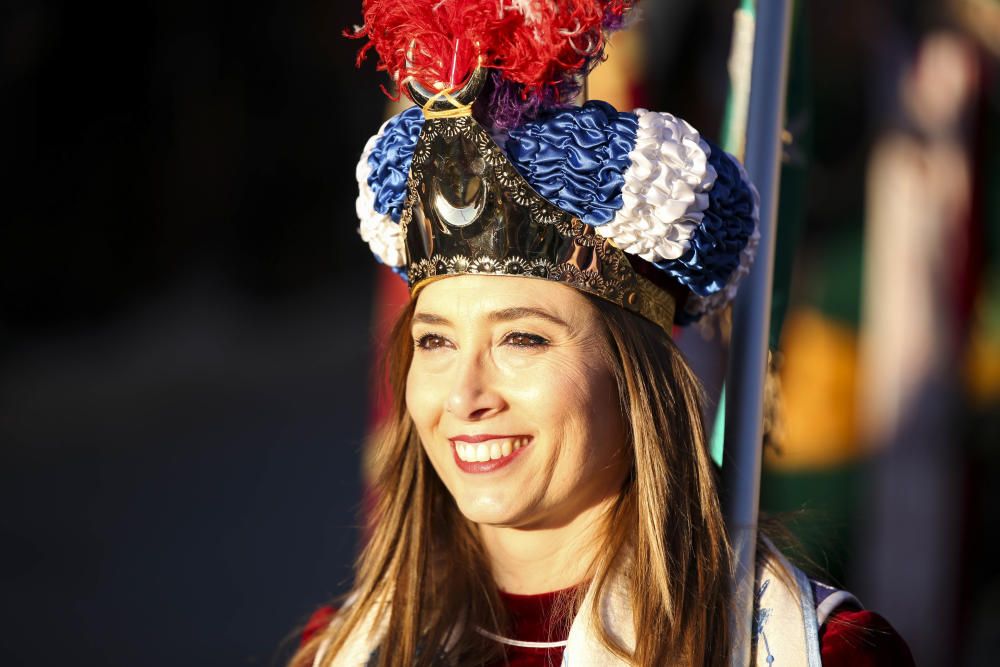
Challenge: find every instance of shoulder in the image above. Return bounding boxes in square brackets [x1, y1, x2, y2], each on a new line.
[819, 607, 915, 666]
[812, 580, 914, 666]
[756, 553, 914, 666]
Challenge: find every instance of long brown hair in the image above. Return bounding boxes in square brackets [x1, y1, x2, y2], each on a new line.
[291, 295, 733, 666]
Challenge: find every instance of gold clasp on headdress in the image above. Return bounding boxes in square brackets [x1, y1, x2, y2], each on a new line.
[404, 55, 486, 119]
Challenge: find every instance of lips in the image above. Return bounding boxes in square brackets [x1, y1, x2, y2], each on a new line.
[449, 435, 532, 473]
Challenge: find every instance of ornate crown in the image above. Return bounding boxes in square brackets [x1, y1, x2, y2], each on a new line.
[352, 1, 759, 330]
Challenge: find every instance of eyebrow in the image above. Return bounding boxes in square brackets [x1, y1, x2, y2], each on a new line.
[412, 312, 451, 326]
[412, 307, 569, 329]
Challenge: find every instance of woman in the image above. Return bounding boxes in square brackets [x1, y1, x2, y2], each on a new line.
[293, 2, 914, 665]
[298, 274, 729, 666]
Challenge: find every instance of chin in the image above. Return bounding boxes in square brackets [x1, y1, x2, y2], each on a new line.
[452, 490, 526, 527]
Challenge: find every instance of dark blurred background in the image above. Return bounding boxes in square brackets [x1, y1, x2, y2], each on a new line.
[2, 1, 999, 666]
[2, 2, 384, 664]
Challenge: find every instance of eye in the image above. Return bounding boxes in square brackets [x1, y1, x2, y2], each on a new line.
[414, 333, 451, 351]
[502, 332, 549, 348]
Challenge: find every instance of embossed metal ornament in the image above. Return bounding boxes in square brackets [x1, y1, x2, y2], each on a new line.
[400, 72, 676, 332]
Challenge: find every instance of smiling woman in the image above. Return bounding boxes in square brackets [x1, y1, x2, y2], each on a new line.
[290, 2, 914, 666]
[409, 278, 636, 600]
[294, 274, 730, 666]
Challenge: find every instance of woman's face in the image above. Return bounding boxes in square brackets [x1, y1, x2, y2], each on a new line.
[406, 275, 629, 530]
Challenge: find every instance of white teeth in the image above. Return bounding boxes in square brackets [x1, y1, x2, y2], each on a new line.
[455, 438, 530, 464]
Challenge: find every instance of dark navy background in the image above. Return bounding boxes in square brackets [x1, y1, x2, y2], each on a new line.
[1, 2, 383, 664]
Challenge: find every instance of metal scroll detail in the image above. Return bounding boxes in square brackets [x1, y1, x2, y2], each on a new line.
[400, 113, 676, 332]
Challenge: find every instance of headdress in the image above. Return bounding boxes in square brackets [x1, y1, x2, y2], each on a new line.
[352, 0, 759, 331]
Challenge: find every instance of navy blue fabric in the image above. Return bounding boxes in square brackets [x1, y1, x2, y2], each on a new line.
[654, 142, 756, 302]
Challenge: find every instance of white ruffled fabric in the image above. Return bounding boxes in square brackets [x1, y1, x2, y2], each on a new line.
[595, 109, 717, 263]
[684, 158, 761, 320]
[355, 120, 407, 269]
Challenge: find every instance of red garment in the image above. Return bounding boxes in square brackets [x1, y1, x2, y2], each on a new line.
[486, 588, 571, 667]
[302, 591, 915, 666]
[820, 608, 915, 666]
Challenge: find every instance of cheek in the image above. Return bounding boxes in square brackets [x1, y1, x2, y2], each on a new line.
[546, 352, 616, 411]
[529, 357, 623, 450]
[405, 370, 454, 485]
[405, 365, 439, 437]
[575, 369, 624, 463]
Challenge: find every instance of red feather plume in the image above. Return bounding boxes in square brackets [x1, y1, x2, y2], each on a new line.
[351, 0, 637, 99]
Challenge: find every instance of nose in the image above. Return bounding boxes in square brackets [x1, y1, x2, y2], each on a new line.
[446, 350, 506, 421]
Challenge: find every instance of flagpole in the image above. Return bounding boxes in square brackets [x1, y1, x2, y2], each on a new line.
[721, 0, 794, 664]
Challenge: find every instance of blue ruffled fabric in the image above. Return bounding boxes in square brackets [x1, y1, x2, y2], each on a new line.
[654, 143, 756, 299]
[367, 106, 424, 223]
[505, 101, 638, 226]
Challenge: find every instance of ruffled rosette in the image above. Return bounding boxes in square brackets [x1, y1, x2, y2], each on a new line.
[355, 106, 424, 268]
[505, 101, 638, 226]
[654, 144, 760, 322]
[677, 152, 761, 322]
[597, 109, 716, 263]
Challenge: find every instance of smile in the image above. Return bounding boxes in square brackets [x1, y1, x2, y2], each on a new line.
[449, 435, 532, 473]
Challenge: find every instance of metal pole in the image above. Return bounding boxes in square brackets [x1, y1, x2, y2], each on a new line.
[721, 1, 793, 665]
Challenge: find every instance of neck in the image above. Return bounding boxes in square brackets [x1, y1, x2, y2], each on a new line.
[477, 499, 615, 595]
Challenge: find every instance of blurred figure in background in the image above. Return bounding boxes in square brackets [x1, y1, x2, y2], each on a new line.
[860, 28, 980, 665]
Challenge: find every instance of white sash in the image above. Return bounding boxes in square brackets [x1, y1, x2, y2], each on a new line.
[751, 552, 824, 667]
[314, 555, 825, 666]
